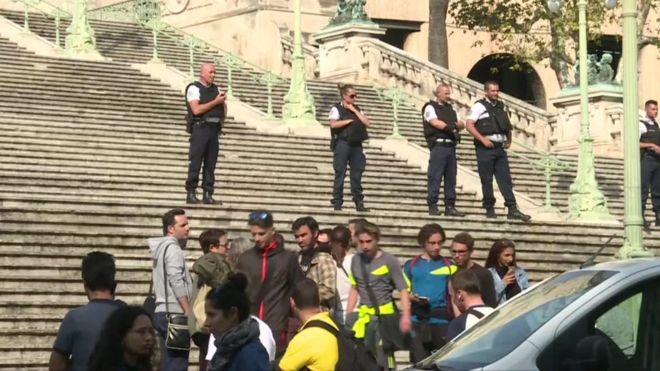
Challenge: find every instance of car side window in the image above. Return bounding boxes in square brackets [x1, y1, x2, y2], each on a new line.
[537, 278, 659, 371]
[595, 292, 642, 357]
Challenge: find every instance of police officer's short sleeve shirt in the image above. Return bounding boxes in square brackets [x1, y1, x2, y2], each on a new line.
[328, 106, 340, 121]
[424, 105, 437, 121]
[467, 102, 488, 122]
[186, 85, 200, 103]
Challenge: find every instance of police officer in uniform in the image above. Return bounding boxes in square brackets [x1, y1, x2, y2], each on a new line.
[640, 99, 660, 226]
[423, 83, 466, 217]
[466, 81, 530, 221]
[184, 63, 227, 204]
[329, 84, 371, 212]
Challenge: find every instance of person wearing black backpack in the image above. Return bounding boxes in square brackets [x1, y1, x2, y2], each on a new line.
[465, 80, 530, 222]
[279, 279, 378, 371]
[328, 84, 371, 212]
[446, 269, 494, 341]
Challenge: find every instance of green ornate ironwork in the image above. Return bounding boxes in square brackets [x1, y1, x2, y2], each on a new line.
[377, 87, 414, 140]
[257, 71, 285, 119]
[508, 142, 570, 212]
[50, 7, 67, 49]
[134, 0, 165, 63]
[216, 54, 243, 98]
[65, 0, 97, 53]
[183, 35, 203, 81]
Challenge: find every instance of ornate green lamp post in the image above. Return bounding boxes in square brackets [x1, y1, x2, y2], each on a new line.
[618, 0, 652, 258]
[282, 0, 318, 127]
[548, 0, 613, 222]
[65, 0, 97, 54]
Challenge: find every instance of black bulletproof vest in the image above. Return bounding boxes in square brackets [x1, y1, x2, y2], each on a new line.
[185, 81, 224, 121]
[422, 101, 458, 147]
[331, 103, 368, 144]
[475, 99, 513, 135]
[640, 119, 660, 145]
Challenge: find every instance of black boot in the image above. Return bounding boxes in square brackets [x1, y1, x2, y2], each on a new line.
[355, 202, 369, 212]
[445, 207, 466, 217]
[186, 190, 200, 204]
[486, 208, 497, 219]
[203, 191, 219, 205]
[508, 208, 531, 222]
[428, 205, 440, 216]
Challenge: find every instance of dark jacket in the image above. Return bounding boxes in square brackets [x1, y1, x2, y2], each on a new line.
[192, 252, 231, 289]
[235, 235, 303, 338]
[224, 340, 271, 371]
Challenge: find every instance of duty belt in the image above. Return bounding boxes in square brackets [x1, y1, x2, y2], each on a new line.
[194, 117, 222, 125]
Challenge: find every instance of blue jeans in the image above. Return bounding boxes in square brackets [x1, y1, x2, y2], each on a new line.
[154, 312, 190, 371]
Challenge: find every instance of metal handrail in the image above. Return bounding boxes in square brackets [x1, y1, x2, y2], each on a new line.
[13, 0, 70, 48]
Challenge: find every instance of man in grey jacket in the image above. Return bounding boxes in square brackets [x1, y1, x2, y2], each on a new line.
[149, 208, 193, 371]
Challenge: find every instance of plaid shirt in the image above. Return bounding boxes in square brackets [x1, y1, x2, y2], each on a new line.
[301, 251, 337, 307]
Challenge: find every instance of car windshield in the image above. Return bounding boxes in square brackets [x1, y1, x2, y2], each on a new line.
[418, 269, 617, 370]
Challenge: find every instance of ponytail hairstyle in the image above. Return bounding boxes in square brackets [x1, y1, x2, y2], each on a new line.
[205, 272, 251, 322]
[338, 83, 356, 99]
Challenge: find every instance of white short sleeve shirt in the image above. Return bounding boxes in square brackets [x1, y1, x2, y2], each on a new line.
[186, 85, 201, 103]
[328, 106, 340, 121]
[467, 101, 506, 142]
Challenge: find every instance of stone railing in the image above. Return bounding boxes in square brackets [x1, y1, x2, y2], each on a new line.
[357, 38, 554, 150]
[280, 35, 319, 79]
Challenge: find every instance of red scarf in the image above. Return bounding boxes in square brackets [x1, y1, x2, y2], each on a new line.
[258, 239, 278, 319]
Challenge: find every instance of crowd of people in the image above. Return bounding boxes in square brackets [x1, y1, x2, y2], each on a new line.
[48, 208, 531, 371]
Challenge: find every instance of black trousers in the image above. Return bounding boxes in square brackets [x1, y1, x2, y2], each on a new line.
[475, 144, 517, 209]
[641, 152, 660, 215]
[427, 144, 457, 207]
[332, 140, 366, 206]
[409, 322, 448, 363]
[185, 123, 219, 194]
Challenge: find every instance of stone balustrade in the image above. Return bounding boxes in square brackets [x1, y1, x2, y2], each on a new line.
[280, 35, 319, 78]
[357, 38, 554, 150]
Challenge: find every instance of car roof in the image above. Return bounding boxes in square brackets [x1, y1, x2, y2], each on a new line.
[581, 257, 660, 273]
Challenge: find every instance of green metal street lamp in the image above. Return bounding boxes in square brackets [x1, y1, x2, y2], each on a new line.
[282, 0, 318, 127]
[618, 0, 652, 258]
[548, 0, 613, 222]
[65, 0, 97, 54]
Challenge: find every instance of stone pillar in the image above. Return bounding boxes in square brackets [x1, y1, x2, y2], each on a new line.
[550, 85, 624, 157]
[312, 23, 385, 83]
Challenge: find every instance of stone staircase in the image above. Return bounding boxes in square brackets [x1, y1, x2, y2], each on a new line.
[0, 12, 659, 370]
[1, 9, 640, 221]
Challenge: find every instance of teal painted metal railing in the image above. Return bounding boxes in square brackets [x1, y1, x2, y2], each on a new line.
[13, 0, 71, 49]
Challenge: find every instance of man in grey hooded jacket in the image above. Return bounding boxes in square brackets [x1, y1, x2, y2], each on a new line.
[149, 208, 193, 371]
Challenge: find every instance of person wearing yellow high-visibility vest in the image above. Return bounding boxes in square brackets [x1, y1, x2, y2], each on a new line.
[403, 223, 457, 363]
[346, 221, 411, 371]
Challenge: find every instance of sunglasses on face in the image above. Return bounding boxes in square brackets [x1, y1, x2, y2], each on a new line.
[248, 211, 271, 222]
[348, 94, 357, 99]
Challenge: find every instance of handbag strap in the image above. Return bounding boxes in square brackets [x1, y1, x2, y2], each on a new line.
[358, 255, 381, 318]
[161, 244, 172, 317]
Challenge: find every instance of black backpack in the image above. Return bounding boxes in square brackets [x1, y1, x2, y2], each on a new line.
[303, 319, 380, 371]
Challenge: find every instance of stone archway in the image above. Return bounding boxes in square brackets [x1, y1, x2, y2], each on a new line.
[468, 54, 547, 109]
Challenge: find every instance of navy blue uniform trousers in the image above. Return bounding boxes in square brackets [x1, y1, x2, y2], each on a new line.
[427, 144, 457, 207]
[185, 123, 219, 194]
[475, 143, 517, 209]
[332, 140, 365, 206]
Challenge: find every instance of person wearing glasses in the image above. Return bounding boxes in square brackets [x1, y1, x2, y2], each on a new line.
[329, 84, 371, 212]
[235, 210, 303, 354]
[449, 232, 497, 308]
[189, 228, 231, 371]
[403, 223, 457, 363]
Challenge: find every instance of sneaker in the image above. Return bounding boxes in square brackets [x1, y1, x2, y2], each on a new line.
[445, 207, 466, 217]
[486, 208, 497, 218]
[508, 208, 532, 222]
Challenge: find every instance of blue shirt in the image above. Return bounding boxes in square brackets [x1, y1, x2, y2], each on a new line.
[52, 299, 125, 371]
[403, 256, 457, 324]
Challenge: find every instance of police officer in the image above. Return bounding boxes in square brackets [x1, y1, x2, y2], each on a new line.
[329, 84, 370, 212]
[640, 99, 660, 226]
[466, 81, 530, 221]
[423, 84, 466, 217]
[184, 63, 226, 204]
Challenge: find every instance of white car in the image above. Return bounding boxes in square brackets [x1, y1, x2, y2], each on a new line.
[409, 258, 660, 371]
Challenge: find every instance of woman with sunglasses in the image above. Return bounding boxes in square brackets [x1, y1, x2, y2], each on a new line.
[484, 239, 530, 306]
[328, 84, 371, 212]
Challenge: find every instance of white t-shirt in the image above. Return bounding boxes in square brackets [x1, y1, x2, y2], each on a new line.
[205, 316, 276, 362]
[467, 101, 506, 142]
[336, 253, 355, 313]
[186, 83, 224, 103]
[423, 103, 461, 123]
[465, 306, 495, 330]
[329, 106, 340, 121]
